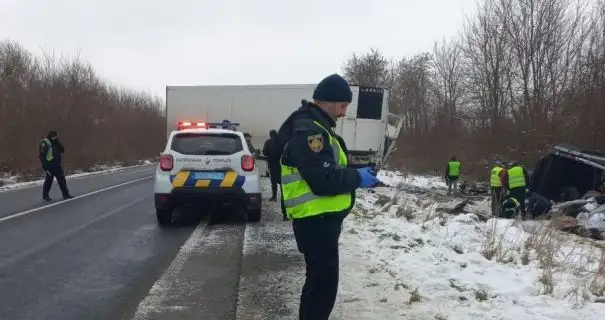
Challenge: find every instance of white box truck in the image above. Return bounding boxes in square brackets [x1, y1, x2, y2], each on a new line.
[165, 84, 402, 167]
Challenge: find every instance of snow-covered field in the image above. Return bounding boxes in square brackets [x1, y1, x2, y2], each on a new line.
[0, 159, 155, 192]
[334, 171, 605, 320]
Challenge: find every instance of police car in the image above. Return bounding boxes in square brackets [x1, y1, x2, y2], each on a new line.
[154, 120, 262, 225]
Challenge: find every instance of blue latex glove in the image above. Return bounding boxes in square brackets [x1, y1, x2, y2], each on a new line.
[357, 167, 380, 188]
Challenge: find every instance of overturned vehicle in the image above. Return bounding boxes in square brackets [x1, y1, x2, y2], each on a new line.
[530, 144, 605, 239]
[530, 144, 605, 202]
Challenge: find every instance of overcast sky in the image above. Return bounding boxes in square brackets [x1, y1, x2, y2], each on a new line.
[2, 0, 477, 98]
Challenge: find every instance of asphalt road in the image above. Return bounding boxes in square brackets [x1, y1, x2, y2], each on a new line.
[0, 165, 155, 218]
[0, 164, 304, 320]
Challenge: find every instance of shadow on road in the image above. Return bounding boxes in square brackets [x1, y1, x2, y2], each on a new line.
[171, 204, 249, 227]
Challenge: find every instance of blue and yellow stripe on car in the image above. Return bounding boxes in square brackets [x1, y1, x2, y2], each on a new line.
[170, 171, 246, 188]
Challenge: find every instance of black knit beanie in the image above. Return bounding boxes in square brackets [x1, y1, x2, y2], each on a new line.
[312, 74, 353, 103]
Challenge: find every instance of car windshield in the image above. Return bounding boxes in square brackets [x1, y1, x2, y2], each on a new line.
[171, 133, 243, 155]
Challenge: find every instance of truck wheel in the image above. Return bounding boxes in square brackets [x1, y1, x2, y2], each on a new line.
[246, 209, 261, 222]
[156, 209, 173, 226]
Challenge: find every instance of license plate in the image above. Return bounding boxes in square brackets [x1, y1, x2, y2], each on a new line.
[193, 172, 224, 180]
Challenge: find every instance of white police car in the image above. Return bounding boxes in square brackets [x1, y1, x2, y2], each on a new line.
[154, 120, 262, 226]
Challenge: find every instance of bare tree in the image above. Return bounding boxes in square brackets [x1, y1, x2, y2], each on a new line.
[0, 39, 164, 175]
[431, 38, 466, 126]
[460, 0, 513, 134]
[389, 53, 434, 135]
[342, 48, 392, 87]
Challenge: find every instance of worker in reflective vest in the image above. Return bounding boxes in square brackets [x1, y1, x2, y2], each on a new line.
[500, 195, 520, 219]
[39, 131, 73, 201]
[490, 162, 505, 216]
[445, 156, 461, 195]
[501, 161, 530, 218]
[278, 74, 381, 320]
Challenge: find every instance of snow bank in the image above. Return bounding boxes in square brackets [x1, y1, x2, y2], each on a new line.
[333, 170, 605, 320]
[378, 170, 447, 189]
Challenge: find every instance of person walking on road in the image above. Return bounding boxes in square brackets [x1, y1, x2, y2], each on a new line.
[40, 130, 73, 201]
[501, 161, 530, 218]
[490, 161, 505, 216]
[262, 129, 281, 202]
[445, 156, 461, 195]
[278, 73, 381, 320]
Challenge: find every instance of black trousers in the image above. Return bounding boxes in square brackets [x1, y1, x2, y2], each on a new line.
[292, 215, 343, 320]
[42, 166, 70, 198]
[268, 164, 280, 199]
[509, 187, 526, 215]
[491, 187, 502, 216]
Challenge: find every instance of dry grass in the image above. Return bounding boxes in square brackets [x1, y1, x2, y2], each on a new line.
[479, 218, 525, 263]
[480, 217, 605, 304]
[526, 225, 561, 295]
[407, 287, 423, 305]
[589, 251, 605, 296]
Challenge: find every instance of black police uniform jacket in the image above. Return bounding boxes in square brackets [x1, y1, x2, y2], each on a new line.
[277, 101, 360, 219]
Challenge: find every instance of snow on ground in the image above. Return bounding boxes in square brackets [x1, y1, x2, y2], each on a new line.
[333, 170, 605, 320]
[0, 159, 155, 192]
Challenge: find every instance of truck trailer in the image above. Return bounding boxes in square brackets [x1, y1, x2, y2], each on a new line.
[165, 84, 402, 167]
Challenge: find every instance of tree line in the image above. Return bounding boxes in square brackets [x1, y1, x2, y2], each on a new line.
[343, 0, 605, 179]
[0, 40, 165, 179]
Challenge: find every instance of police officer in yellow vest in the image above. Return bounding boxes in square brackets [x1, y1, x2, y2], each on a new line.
[490, 161, 505, 216]
[445, 156, 461, 195]
[39, 131, 73, 201]
[500, 194, 521, 218]
[278, 74, 381, 320]
[502, 161, 530, 217]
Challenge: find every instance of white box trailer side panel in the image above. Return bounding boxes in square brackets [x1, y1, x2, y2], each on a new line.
[334, 86, 388, 155]
[166, 85, 316, 147]
[165, 85, 389, 161]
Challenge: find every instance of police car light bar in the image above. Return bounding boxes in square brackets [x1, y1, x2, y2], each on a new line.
[206, 122, 241, 130]
[176, 120, 207, 130]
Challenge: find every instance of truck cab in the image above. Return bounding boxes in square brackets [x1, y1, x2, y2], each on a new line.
[333, 86, 402, 167]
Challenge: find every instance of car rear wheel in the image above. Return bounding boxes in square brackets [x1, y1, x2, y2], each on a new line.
[246, 208, 261, 222]
[156, 209, 173, 226]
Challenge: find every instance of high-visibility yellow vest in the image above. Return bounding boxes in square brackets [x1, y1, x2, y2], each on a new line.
[280, 121, 352, 219]
[490, 166, 504, 187]
[42, 138, 53, 161]
[502, 197, 520, 215]
[509, 197, 520, 207]
[448, 161, 461, 177]
[507, 166, 526, 188]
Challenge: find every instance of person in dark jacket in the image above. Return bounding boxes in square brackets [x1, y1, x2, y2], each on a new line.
[39, 131, 73, 201]
[262, 129, 281, 202]
[278, 73, 381, 320]
[527, 191, 553, 219]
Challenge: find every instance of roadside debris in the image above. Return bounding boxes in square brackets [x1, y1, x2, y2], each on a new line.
[337, 169, 605, 319]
